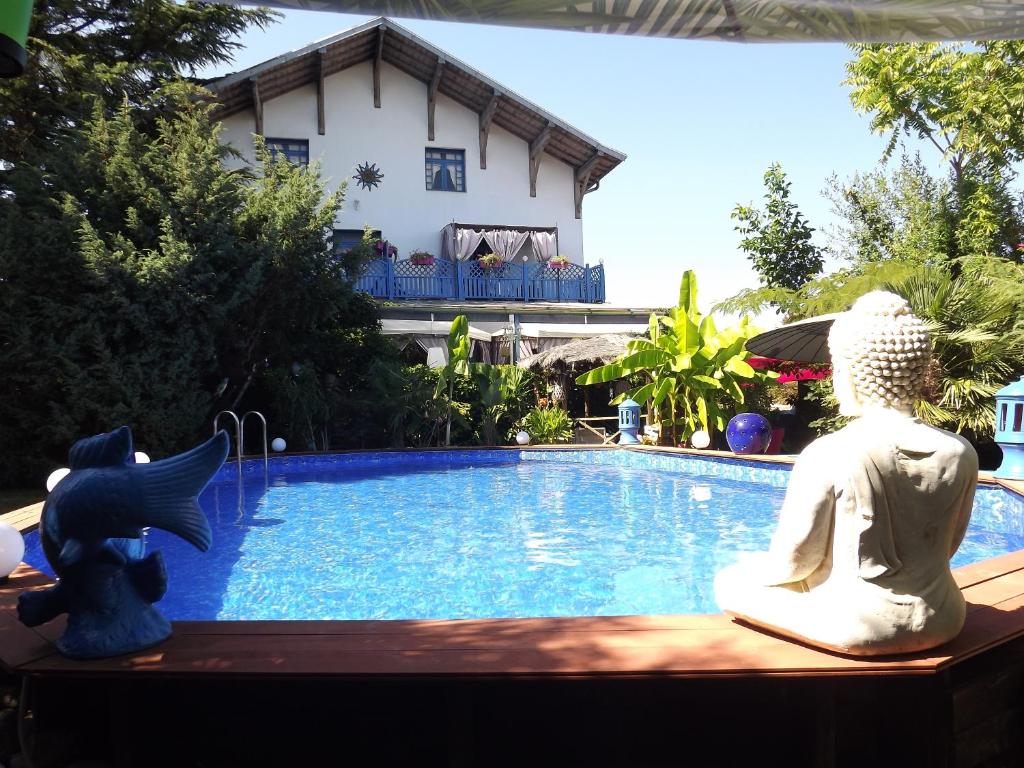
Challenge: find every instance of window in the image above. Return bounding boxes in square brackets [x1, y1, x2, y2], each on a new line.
[266, 138, 309, 166]
[332, 228, 381, 260]
[425, 148, 465, 192]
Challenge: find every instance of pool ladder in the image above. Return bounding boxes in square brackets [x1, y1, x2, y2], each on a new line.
[213, 410, 268, 472]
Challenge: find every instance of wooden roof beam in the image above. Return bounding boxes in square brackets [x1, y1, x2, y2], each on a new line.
[373, 26, 384, 108]
[528, 122, 552, 198]
[427, 58, 444, 141]
[478, 91, 499, 170]
[316, 48, 326, 135]
[574, 151, 602, 219]
[250, 76, 263, 136]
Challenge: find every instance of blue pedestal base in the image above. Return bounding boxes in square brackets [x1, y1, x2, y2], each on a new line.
[995, 443, 1024, 480]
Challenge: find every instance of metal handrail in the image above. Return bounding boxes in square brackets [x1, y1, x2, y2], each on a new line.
[213, 410, 242, 465]
[241, 411, 269, 472]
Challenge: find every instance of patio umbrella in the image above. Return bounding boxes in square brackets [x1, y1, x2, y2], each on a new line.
[241, 2, 1024, 44]
[745, 313, 841, 365]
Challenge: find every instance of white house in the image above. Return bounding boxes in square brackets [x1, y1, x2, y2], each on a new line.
[210, 17, 623, 264]
[208, 18, 650, 364]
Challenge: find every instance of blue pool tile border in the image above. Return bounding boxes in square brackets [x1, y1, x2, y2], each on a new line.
[215, 447, 794, 489]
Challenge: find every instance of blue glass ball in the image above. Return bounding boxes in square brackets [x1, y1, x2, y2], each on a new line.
[726, 413, 772, 455]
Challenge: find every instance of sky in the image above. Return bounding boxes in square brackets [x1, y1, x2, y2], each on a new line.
[198, 11, 927, 318]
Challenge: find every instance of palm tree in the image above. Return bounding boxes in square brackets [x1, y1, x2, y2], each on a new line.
[718, 260, 1024, 437]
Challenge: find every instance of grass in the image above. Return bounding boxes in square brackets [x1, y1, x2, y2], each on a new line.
[0, 488, 44, 516]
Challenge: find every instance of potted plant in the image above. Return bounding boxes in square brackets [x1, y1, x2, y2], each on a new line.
[549, 254, 571, 270]
[478, 252, 503, 272]
[409, 250, 435, 266]
[375, 240, 398, 258]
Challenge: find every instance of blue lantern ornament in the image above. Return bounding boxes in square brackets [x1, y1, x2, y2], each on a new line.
[995, 376, 1024, 480]
[618, 398, 642, 445]
[726, 413, 772, 455]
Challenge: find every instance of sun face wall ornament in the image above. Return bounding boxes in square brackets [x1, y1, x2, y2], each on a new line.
[353, 162, 384, 190]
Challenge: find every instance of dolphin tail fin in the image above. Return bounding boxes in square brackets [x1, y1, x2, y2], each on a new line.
[128, 551, 167, 604]
[138, 431, 229, 551]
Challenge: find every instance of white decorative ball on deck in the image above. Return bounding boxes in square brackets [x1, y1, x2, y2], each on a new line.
[271, 437, 287, 452]
[0, 522, 25, 579]
[45, 467, 70, 492]
[690, 430, 711, 449]
[133, 451, 150, 464]
[515, 431, 530, 446]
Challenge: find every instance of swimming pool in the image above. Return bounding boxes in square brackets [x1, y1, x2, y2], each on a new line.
[20, 449, 1024, 621]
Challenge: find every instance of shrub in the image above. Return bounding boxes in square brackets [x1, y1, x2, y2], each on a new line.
[515, 407, 574, 444]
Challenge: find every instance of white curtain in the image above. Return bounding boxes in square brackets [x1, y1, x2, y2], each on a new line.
[470, 339, 493, 364]
[416, 337, 449, 368]
[452, 227, 485, 261]
[483, 229, 529, 261]
[529, 231, 557, 262]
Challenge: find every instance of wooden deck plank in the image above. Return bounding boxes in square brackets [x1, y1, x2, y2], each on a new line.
[5, 557, 1024, 679]
[0, 501, 43, 533]
[955, 550, 1024, 589]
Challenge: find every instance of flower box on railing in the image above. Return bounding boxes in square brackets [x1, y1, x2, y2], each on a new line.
[409, 251, 435, 266]
[478, 253, 504, 272]
[548, 255, 571, 270]
[375, 240, 398, 258]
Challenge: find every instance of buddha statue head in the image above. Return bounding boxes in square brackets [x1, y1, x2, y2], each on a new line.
[828, 291, 931, 418]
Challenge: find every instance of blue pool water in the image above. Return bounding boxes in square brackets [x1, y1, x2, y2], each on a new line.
[20, 450, 1024, 620]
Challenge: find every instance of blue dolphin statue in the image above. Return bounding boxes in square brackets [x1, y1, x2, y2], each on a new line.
[18, 426, 229, 659]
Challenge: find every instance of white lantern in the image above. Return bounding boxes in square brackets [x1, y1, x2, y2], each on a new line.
[271, 437, 287, 452]
[515, 431, 530, 446]
[46, 467, 71, 492]
[0, 522, 24, 579]
[690, 430, 711, 450]
[134, 451, 151, 464]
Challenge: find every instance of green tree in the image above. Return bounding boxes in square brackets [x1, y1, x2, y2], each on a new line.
[845, 41, 1024, 186]
[0, 0, 272, 180]
[0, 88, 384, 484]
[732, 163, 824, 291]
[825, 155, 956, 269]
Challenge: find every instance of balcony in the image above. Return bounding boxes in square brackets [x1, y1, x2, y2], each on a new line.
[353, 258, 606, 303]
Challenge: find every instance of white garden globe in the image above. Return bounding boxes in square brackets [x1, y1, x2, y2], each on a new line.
[515, 431, 530, 446]
[690, 430, 711, 450]
[134, 451, 150, 464]
[46, 467, 71, 492]
[0, 522, 25, 579]
[271, 437, 287, 452]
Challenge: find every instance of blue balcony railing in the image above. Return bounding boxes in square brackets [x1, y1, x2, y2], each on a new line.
[353, 258, 606, 303]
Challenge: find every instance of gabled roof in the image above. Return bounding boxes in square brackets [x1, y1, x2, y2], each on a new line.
[206, 17, 625, 187]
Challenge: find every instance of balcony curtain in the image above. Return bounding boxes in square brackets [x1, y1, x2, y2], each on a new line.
[529, 231, 557, 263]
[483, 229, 529, 262]
[416, 337, 449, 368]
[470, 339, 492, 364]
[442, 224, 486, 261]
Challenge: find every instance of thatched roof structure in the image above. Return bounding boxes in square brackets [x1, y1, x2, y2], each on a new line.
[518, 334, 636, 375]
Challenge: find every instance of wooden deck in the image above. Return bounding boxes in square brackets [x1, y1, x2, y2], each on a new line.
[2, 548, 1024, 681]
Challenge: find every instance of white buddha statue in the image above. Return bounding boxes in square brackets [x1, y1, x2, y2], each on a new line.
[714, 291, 979, 655]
